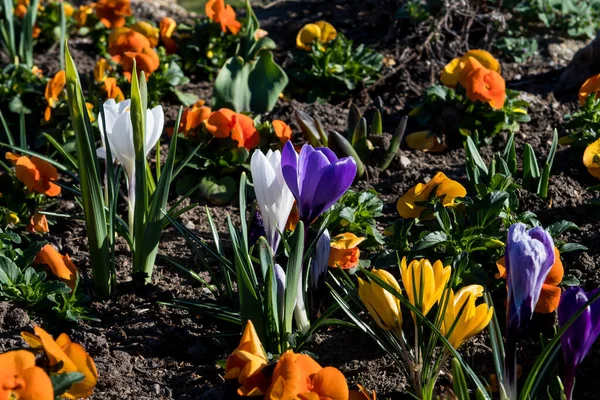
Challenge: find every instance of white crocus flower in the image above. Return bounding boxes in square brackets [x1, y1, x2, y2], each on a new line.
[250, 149, 295, 254]
[97, 99, 164, 230]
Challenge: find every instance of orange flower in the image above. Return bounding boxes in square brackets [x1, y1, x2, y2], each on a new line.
[159, 17, 177, 54]
[103, 77, 125, 102]
[74, 4, 94, 28]
[272, 120, 292, 144]
[579, 74, 600, 106]
[34, 244, 78, 290]
[265, 351, 349, 400]
[130, 21, 159, 48]
[285, 201, 300, 231]
[458, 57, 506, 109]
[32, 25, 41, 39]
[95, 0, 132, 28]
[205, 109, 260, 149]
[21, 327, 98, 399]
[224, 320, 270, 396]
[14, 0, 29, 18]
[31, 65, 43, 77]
[29, 213, 49, 233]
[583, 138, 600, 178]
[94, 58, 111, 82]
[0, 350, 54, 400]
[119, 47, 160, 81]
[44, 70, 66, 122]
[496, 246, 564, 313]
[397, 172, 466, 219]
[441, 49, 500, 87]
[179, 100, 211, 136]
[8, 153, 61, 197]
[328, 232, 366, 269]
[350, 385, 376, 400]
[205, 0, 242, 35]
[108, 27, 151, 57]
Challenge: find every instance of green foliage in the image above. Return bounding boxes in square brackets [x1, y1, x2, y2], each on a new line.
[0, 0, 40, 66]
[147, 51, 195, 106]
[495, 35, 538, 63]
[411, 84, 530, 145]
[320, 189, 385, 249]
[288, 33, 383, 102]
[562, 93, 600, 146]
[213, 1, 287, 113]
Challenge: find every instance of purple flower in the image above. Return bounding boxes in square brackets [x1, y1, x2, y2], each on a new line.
[281, 141, 357, 226]
[505, 223, 555, 330]
[310, 229, 331, 291]
[558, 287, 600, 399]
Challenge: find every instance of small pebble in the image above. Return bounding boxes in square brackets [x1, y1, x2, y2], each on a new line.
[399, 155, 411, 168]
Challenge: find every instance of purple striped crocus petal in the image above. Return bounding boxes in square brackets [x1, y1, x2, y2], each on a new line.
[281, 141, 301, 200]
[298, 149, 335, 221]
[506, 223, 555, 330]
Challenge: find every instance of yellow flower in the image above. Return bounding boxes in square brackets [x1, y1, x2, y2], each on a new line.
[441, 285, 493, 349]
[396, 172, 466, 219]
[6, 212, 20, 225]
[583, 138, 600, 179]
[63, 2, 74, 17]
[74, 4, 93, 28]
[357, 269, 402, 332]
[328, 232, 366, 269]
[404, 130, 447, 152]
[399, 257, 451, 320]
[130, 21, 160, 48]
[94, 58, 110, 82]
[296, 21, 337, 50]
[440, 49, 501, 87]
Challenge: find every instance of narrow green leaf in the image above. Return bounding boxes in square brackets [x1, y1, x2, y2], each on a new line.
[380, 116, 407, 170]
[283, 221, 304, 344]
[371, 109, 383, 135]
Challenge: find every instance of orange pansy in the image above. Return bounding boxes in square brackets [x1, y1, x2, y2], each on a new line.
[458, 57, 506, 109]
[349, 384, 377, 400]
[0, 350, 53, 400]
[440, 49, 500, 87]
[397, 172, 466, 219]
[272, 120, 292, 144]
[119, 48, 161, 81]
[496, 246, 564, 313]
[34, 244, 78, 290]
[95, 0, 132, 28]
[579, 74, 600, 106]
[103, 77, 125, 102]
[179, 100, 211, 137]
[44, 70, 66, 122]
[159, 17, 178, 54]
[74, 4, 94, 28]
[205, 109, 260, 149]
[205, 0, 242, 35]
[94, 58, 111, 82]
[108, 27, 151, 57]
[12, 155, 61, 197]
[21, 327, 98, 399]
[29, 213, 49, 233]
[328, 232, 366, 270]
[130, 21, 159, 48]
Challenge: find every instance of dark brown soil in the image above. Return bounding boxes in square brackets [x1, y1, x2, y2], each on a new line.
[3, 0, 600, 399]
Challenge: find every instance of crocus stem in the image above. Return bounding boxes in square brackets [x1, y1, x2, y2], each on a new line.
[504, 326, 518, 400]
[564, 365, 576, 400]
[294, 275, 310, 333]
[396, 328, 422, 396]
[127, 171, 135, 239]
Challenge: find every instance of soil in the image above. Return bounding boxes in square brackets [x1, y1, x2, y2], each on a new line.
[2, 0, 600, 399]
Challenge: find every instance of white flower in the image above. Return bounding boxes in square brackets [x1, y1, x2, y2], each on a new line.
[250, 149, 295, 253]
[97, 98, 164, 228]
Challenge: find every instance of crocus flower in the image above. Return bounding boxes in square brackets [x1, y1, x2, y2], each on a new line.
[205, 0, 242, 35]
[34, 244, 78, 290]
[250, 149, 295, 253]
[558, 287, 600, 400]
[44, 70, 66, 122]
[310, 229, 331, 291]
[28, 213, 49, 233]
[130, 21, 159, 48]
[6, 152, 61, 197]
[224, 320, 270, 396]
[95, 0, 132, 28]
[178, 100, 211, 137]
[205, 109, 259, 149]
[400, 257, 452, 320]
[357, 269, 403, 332]
[441, 285, 493, 349]
[579, 73, 600, 105]
[265, 351, 349, 400]
[440, 49, 500, 87]
[328, 232, 365, 269]
[0, 350, 53, 400]
[97, 99, 164, 226]
[496, 246, 564, 314]
[159, 17, 177, 54]
[583, 138, 600, 179]
[281, 141, 357, 226]
[21, 326, 98, 399]
[103, 77, 125, 102]
[396, 172, 466, 219]
[458, 57, 506, 109]
[94, 58, 111, 82]
[505, 223, 555, 330]
[296, 21, 337, 50]
[272, 119, 292, 144]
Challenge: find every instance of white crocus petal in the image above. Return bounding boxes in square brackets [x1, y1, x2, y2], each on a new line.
[145, 106, 164, 156]
[250, 149, 294, 254]
[108, 111, 135, 176]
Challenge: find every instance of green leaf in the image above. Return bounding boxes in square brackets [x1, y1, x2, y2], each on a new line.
[172, 89, 199, 106]
[522, 143, 540, 191]
[295, 109, 323, 147]
[452, 358, 470, 400]
[547, 221, 579, 236]
[50, 372, 85, 396]
[283, 221, 304, 344]
[328, 131, 365, 177]
[380, 116, 407, 170]
[371, 109, 383, 135]
[559, 243, 588, 253]
[414, 231, 449, 250]
[347, 104, 362, 137]
[247, 52, 288, 113]
[199, 176, 237, 205]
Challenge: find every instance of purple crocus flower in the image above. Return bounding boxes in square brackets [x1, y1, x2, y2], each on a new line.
[281, 141, 357, 226]
[505, 223, 555, 330]
[558, 287, 600, 399]
[310, 229, 331, 291]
